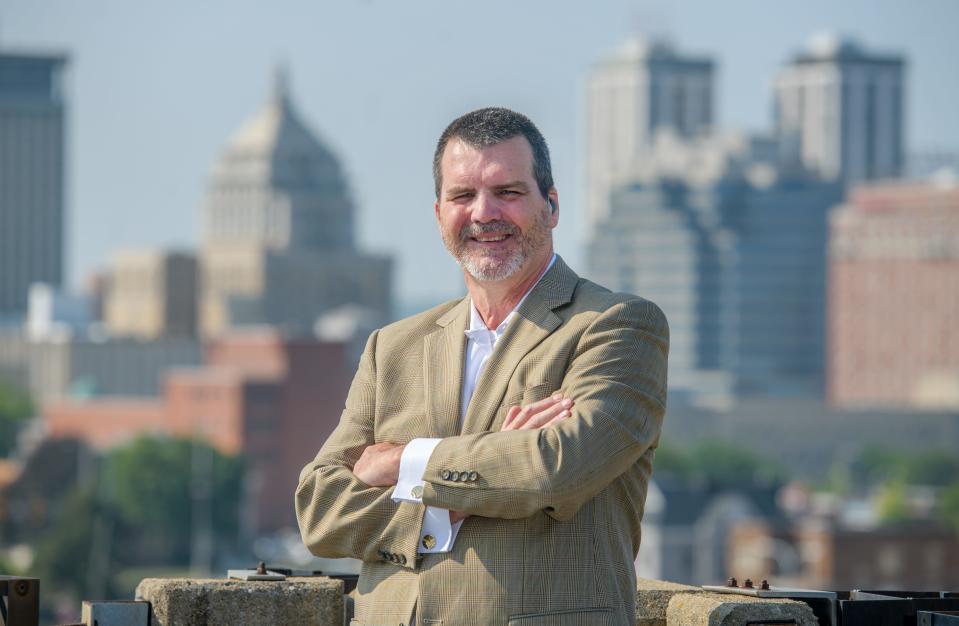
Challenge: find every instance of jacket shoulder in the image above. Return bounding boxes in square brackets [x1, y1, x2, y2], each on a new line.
[570, 277, 668, 327]
[376, 297, 463, 342]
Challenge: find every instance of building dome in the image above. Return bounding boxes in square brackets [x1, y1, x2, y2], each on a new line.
[203, 67, 354, 252]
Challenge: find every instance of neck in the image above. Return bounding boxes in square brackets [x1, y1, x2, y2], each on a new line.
[465, 250, 553, 330]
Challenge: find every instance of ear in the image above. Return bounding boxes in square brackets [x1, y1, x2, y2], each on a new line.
[547, 190, 559, 228]
[434, 199, 441, 223]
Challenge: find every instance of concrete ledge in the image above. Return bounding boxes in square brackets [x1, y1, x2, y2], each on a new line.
[666, 592, 818, 626]
[135, 577, 343, 626]
[635, 578, 705, 626]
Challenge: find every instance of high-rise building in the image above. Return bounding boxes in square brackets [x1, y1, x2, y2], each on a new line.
[774, 34, 904, 186]
[586, 37, 714, 227]
[200, 69, 391, 336]
[586, 132, 842, 400]
[829, 176, 959, 409]
[0, 52, 67, 322]
[104, 249, 198, 339]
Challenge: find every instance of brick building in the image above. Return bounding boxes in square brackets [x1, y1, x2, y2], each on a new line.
[44, 329, 352, 532]
[729, 518, 959, 591]
[828, 177, 959, 409]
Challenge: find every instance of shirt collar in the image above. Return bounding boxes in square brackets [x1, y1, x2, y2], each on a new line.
[466, 253, 557, 336]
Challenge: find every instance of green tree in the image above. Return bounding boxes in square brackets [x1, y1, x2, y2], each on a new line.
[938, 481, 959, 531]
[900, 451, 959, 487]
[0, 379, 33, 456]
[687, 440, 786, 487]
[28, 436, 244, 604]
[31, 484, 99, 599]
[106, 436, 244, 564]
[652, 440, 787, 487]
[876, 480, 911, 524]
[651, 444, 692, 479]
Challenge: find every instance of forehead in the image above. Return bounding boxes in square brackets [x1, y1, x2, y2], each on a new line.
[440, 136, 535, 188]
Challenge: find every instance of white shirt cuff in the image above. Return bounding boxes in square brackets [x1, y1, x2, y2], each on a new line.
[392, 437, 442, 503]
[419, 506, 465, 554]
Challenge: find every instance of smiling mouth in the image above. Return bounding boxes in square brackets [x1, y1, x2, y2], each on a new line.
[470, 234, 512, 243]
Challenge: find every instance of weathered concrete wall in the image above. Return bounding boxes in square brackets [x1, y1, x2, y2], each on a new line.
[635, 578, 704, 626]
[666, 592, 818, 626]
[135, 577, 343, 626]
[135, 576, 821, 626]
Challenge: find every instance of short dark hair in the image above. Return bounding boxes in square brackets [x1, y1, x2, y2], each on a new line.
[433, 107, 553, 199]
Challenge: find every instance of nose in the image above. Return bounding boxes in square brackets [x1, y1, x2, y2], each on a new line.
[470, 190, 502, 223]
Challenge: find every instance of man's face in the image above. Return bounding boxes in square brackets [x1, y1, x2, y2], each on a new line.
[434, 136, 558, 283]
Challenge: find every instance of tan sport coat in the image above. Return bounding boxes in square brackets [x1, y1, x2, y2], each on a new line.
[296, 257, 669, 625]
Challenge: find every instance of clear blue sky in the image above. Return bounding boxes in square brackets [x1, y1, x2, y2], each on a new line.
[5, 0, 958, 311]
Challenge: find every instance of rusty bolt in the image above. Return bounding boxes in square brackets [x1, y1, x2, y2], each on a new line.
[760, 579, 770, 590]
[15, 581, 28, 596]
[256, 561, 266, 575]
[743, 578, 754, 589]
[726, 577, 738, 587]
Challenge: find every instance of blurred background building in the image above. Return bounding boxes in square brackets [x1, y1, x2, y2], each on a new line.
[586, 37, 714, 229]
[0, 52, 67, 324]
[774, 34, 905, 186]
[829, 176, 959, 409]
[200, 70, 392, 337]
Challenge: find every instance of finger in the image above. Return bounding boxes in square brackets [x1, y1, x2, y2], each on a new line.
[517, 398, 573, 430]
[522, 392, 567, 416]
[519, 406, 571, 430]
[508, 394, 568, 430]
[540, 410, 573, 429]
[501, 405, 523, 430]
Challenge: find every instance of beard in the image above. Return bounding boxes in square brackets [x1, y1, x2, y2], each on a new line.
[442, 210, 552, 282]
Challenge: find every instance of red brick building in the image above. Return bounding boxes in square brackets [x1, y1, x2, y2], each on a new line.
[828, 178, 959, 409]
[729, 519, 959, 591]
[44, 329, 352, 531]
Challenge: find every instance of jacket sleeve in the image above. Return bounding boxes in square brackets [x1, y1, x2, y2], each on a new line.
[295, 330, 424, 569]
[420, 298, 668, 521]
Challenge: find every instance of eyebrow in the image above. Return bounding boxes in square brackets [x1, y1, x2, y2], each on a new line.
[492, 181, 530, 192]
[445, 181, 530, 195]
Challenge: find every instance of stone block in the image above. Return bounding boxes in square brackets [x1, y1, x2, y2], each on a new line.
[666, 592, 818, 626]
[635, 578, 705, 626]
[81, 600, 150, 626]
[135, 576, 343, 626]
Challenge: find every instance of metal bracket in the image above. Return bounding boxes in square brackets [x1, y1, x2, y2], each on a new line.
[0, 576, 39, 626]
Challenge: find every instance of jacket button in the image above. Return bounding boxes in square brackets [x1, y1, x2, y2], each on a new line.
[468, 471, 479, 481]
[411, 485, 424, 498]
[458, 471, 469, 482]
[399, 554, 407, 564]
[422, 534, 437, 550]
[440, 470, 451, 480]
[449, 471, 460, 481]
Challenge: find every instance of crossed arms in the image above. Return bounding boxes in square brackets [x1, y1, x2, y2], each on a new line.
[295, 297, 669, 567]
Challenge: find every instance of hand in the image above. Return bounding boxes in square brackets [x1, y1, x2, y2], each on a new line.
[353, 442, 405, 487]
[501, 393, 573, 431]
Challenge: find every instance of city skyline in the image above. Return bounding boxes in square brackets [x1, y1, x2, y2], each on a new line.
[5, 0, 959, 308]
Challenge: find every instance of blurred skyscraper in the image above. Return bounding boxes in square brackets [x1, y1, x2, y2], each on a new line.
[585, 37, 714, 229]
[587, 131, 841, 400]
[0, 52, 67, 323]
[774, 34, 904, 186]
[200, 69, 391, 336]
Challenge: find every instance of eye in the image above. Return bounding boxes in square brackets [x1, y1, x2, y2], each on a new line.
[498, 189, 521, 197]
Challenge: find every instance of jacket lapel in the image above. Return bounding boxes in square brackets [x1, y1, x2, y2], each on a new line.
[461, 257, 579, 435]
[423, 298, 469, 438]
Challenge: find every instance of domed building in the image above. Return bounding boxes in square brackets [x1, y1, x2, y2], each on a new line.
[200, 69, 391, 336]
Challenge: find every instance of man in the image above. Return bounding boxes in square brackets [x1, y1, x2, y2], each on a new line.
[296, 108, 668, 625]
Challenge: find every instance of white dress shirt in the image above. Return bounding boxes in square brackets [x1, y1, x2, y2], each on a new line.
[392, 254, 557, 553]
